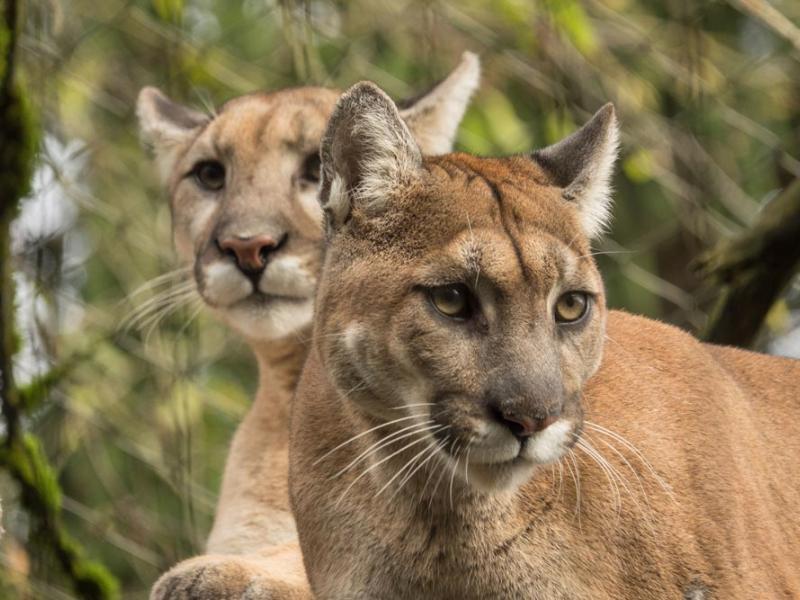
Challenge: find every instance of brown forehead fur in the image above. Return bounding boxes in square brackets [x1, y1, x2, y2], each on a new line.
[211, 87, 340, 158]
[350, 154, 587, 249]
[428, 153, 588, 251]
[340, 152, 593, 294]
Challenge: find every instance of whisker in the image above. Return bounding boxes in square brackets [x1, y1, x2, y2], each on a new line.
[419, 437, 449, 504]
[463, 442, 472, 487]
[126, 267, 192, 299]
[121, 283, 197, 332]
[565, 231, 583, 250]
[141, 293, 199, 343]
[170, 297, 204, 340]
[124, 285, 197, 323]
[128, 278, 195, 304]
[391, 433, 450, 501]
[588, 432, 660, 537]
[313, 414, 423, 466]
[582, 432, 660, 537]
[448, 442, 463, 511]
[576, 438, 621, 518]
[567, 449, 582, 530]
[125, 294, 197, 339]
[586, 432, 649, 507]
[428, 438, 455, 507]
[576, 249, 635, 260]
[339, 380, 368, 401]
[584, 421, 675, 501]
[375, 430, 445, 497]
[329, 421, 437, 480]
[335, 433, 436, 507]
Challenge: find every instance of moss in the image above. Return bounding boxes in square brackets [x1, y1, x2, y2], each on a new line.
[0, 436, 120, 599]
[0, 8, 120, 597]
[72, 559, 121, 599]
[0, 82, 37, 218]
[0, 25, 8, 85]
[18, 348, 95, 411]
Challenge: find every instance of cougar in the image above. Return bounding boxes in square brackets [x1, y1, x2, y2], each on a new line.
[136, 54, 480, 597]
[289, 81, 800, 599]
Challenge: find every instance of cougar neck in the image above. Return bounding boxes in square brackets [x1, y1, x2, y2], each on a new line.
[249, 325, 312, 405]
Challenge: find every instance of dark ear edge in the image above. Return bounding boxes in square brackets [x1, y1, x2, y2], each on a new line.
[531, 104, 617, 189]
[531, 103, 619, 238]
[320, 81, 422, 231]
[136, 86, 209, 146]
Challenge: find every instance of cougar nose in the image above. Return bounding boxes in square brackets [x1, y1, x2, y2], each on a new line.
[217, 234, 284, 275]
[497, 410, 559, 439]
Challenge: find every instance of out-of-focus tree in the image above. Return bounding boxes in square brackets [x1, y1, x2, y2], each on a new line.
[0, 0, 798, 597]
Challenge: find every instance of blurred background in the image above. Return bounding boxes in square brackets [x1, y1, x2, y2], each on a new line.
[2, 0, 800, 597]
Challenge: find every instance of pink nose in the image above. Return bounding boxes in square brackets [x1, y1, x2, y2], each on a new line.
[217, 235, 281, 274]
[500, 412, 559, 438]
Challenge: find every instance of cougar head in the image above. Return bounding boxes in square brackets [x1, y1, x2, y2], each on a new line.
[316, 82, 619, 492]
[136, 53, 480, 343]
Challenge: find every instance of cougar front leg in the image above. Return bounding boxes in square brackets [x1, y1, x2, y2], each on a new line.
[150, 544, 311, 600]
[152, 396, 310, 598]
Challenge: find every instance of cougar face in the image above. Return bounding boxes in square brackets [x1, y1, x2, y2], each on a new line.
[137, 53, 480, 343]
[316, 84, 617, 493]
[169, 89, 334, 340]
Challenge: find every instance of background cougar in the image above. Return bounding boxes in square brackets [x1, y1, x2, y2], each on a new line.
[289, 82, 800, 598]
[137, 54, 480, 597]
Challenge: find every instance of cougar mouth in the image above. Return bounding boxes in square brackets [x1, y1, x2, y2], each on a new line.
[196, 254, 316, 308]
[208, 286, 313, 316]
[193, 253, 316, 341]
[235, 289, 309, 305]
[428, 404, 580, 492]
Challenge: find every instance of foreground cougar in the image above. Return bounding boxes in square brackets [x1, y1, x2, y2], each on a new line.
[290, 82, 800, 598]
[136, 54, 479, 597]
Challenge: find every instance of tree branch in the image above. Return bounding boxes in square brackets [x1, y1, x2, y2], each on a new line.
[695, 178, 800, 347]
[728, 0, 800, 55]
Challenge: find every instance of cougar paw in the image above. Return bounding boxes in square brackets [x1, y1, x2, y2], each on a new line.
[151, 554, 305, 600]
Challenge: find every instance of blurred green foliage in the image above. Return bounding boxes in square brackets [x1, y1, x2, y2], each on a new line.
[1, 0, 799, 597]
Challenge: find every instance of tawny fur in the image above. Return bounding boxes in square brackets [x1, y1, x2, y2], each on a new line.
[137, 55, 480, 598]
[288, 83, 800, 599]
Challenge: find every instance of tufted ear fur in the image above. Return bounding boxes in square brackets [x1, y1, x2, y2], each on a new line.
[136, 86, 209, 182]
[320, 82, 422, 232]
[531, 104, 619, 239]
[398, 51, 480, 156]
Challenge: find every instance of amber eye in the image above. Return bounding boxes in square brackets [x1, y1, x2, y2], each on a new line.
[555, 292, 590, 323]
[429, 284, 473, 320]
[193, 160, 226, 191]
[301, 152, 321, 184]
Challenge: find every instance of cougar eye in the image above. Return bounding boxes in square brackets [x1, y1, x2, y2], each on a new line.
[429, 284, 473, 320]
[301, 152, 321, 184]
[555, 292, 590, 324]
[193, 160, 226, 191]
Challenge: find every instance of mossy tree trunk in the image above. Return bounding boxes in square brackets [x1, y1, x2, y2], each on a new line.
[0, 1, 119, 598]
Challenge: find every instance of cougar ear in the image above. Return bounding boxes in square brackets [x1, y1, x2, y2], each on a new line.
[136, 87, 209, 181]
[531, 104, 619, 239]
[320, 82, 422, 232]
[398, 51, 480, 155]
